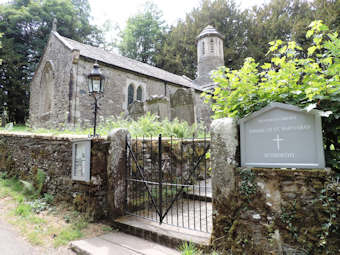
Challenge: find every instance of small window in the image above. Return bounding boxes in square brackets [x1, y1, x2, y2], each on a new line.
[128, 84, 134, 105]
[137, 86, 143, 101]
[219, 40, 223, 56]
[202, 41, 205, 55]
[210, 38, 214, 53]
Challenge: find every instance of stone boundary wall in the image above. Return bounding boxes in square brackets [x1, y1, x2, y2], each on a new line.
[0, 132, 109, 220]
[0, 131, 209, 221]
[211, 118, 340, 254]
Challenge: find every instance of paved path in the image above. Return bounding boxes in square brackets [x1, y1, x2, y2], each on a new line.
[70, 232, 180, 255]
[0, 217, 179, 255]
[0, 218, 76, 255]
[0, 218, 40, 255]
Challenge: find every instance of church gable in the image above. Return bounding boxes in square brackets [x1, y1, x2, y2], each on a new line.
[29, 32, 74, 127]
[29, 25, 223, 128]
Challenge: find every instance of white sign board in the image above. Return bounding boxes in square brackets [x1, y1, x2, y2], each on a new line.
[239, 102, 325, 169]
[72, 140, 91, 182]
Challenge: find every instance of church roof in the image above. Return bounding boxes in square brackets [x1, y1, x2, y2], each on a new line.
[196, 25, 224, 41]
[54, 32, 200, 91]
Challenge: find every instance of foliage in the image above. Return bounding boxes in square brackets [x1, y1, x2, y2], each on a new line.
[118, 1, 166, 65]
[27, 193, 54, 213]
[204, 21, 340, 170]
[239, 168, 257, 201]
[0, 175, 89, 247]
[155, 0, 248, 79]
[19, 180, 35, 196]
[53, 225, 83, 247]
[35, 168, 46, 195]
[153, 0, 339, 79]
[0, 0, 103, 124]
[179, 242, 201, 255]
[0, 32, 2, 65]
[316, 177, 339, 248]
[99, 113, 207, 138]
[0, 113, 207, 138]
[279, 201, 298, 240]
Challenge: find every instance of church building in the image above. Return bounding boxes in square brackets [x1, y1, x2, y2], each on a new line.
[29, 23, 225, 128]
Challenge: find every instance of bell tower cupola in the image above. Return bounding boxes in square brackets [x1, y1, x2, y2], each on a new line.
[194, 25, 224, 87]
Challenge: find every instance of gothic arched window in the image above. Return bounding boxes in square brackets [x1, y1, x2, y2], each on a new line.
[202, 41, 205, 55]
[39, 61, 54, 117]
[210, 38, 214, 53]
[137, 86, 143, 101]
[128, 84, 134, 106]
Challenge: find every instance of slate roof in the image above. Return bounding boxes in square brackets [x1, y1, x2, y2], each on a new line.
[53, 32, 199, 90]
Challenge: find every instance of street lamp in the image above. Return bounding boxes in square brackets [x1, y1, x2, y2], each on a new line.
[87, 61, 105, 138]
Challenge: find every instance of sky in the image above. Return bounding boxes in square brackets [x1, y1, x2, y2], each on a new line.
[0, 0, 269, 42]
[87, 0, 269, 45]
[89, 0, 269, 29]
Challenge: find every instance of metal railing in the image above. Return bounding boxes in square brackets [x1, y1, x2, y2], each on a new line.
[125, 133, 212, 233]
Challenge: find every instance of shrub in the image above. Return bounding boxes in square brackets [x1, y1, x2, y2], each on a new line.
[203, 20, 339, 171]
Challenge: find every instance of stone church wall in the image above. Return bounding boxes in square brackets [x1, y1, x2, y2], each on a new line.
[71, 57, 191, 127]
[29, 34, 210, 129]
[29, 33, 73, 128]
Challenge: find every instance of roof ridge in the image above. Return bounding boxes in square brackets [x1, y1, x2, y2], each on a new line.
[58, 35, 200, 90]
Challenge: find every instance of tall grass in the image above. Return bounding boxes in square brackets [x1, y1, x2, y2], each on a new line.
[0, 113, 208, 138]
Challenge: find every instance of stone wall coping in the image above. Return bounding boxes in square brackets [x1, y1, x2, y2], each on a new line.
[239, 167, 333, 177]
[0, 131, 210, 143]
[0, 131, 108, 141]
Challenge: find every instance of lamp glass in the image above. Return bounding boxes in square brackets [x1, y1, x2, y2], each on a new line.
[88, 79, 93, 93]
[93, 79, 100, 93]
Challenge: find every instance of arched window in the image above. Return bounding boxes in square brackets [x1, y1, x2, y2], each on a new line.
[210, 38, 214, 53]
[137, 86, 143, 101]
[202, 41, 205, 55]
[128, 84, 134, 106]
[39, 62, 54, 117]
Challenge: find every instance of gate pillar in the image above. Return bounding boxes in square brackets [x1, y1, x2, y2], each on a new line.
[211, 118, 238, 201]
[210, 118, 238, 238]
[107, 128, 130, 218]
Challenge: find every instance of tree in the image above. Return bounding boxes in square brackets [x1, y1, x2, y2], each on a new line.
[0, 0, 103, 124]
[204, 21, 340, 171]
[155, 0, 249, 79]
[118, 1, 166, 65]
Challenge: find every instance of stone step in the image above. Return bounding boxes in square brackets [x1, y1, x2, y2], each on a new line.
[70, 231, 180, 255]
[113, 215, 211, 251]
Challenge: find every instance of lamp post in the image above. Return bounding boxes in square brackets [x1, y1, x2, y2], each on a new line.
[87, 61, 105, 138]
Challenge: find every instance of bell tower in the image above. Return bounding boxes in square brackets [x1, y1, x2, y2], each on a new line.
[194, 25, 224, 87]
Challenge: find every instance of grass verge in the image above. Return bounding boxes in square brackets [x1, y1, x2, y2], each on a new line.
[0, 176, 111, 248]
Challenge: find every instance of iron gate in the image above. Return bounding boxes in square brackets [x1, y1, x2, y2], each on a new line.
[125, 134, 212, 233]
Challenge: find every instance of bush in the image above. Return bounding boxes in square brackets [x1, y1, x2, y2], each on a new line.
[98, 112, 206, 138]
[204, 20, 339, 171]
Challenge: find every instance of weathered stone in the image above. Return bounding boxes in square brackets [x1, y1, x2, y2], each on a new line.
[211, 118, 238, 201]
[106, 128, 130, 218]
[0, 132, 109, 220]
[145, 96, 170, 121]
[128, 101, 144, 121]
[194, 25, 224, 87]
[170, 89, 195, 125]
